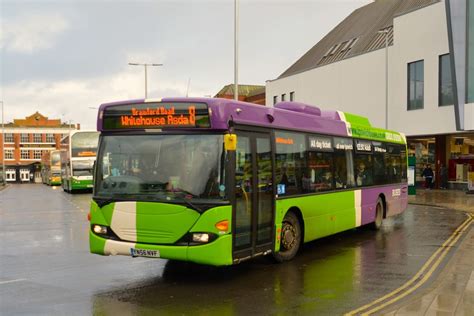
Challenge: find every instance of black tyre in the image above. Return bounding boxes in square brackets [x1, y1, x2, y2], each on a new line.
[273, 211, 302, 263]
[371, 198, 384, 230]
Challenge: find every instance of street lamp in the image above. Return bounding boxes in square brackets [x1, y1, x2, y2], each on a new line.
[234, 0, 239, 101]
[378, 29, 389, 129]
[1, 100, 5, 185]
[128, 62, 163, 99]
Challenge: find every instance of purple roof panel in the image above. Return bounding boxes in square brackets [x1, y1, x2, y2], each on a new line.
[96, 97, 349, 137]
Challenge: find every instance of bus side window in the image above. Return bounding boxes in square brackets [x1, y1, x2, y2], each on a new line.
[334, 150, 355, 189]
[355, 154, 373, 186]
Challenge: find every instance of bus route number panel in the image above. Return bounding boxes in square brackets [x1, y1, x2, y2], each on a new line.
[102, 102, 211, 130]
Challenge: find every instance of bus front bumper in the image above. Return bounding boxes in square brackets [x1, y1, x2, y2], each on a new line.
[90, 231, 233, 266]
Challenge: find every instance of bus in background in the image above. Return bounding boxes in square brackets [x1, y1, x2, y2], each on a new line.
[60, 130, 100, 193]
[89, 98, 408, 266]
[41, 150, 63, 186]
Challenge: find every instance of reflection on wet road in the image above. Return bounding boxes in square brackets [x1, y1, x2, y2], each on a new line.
[0, 184, 469, 315]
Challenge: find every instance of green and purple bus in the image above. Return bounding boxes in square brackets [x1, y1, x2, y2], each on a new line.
[89, 98, 408, 266]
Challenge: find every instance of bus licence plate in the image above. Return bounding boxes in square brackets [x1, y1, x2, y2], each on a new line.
[130, 248, 160, 258]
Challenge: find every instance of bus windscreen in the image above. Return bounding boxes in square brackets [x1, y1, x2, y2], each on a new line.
[71, 132, 99, 157]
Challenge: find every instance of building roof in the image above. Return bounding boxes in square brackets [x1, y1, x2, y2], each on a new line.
[215, 84, 265, 97]
[4, 111, 73, 128]
[277, 0, 439, 79]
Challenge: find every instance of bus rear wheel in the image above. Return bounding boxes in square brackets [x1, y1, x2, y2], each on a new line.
[273, 212, 301, 263]
[371, 198, 384, 230]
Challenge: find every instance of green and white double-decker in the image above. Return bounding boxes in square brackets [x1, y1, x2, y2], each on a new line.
[61, 130, 99, 193]
[41, 150, 63, 186]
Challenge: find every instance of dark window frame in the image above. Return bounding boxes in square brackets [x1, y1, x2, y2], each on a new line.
[439, 53, 454, 107]
[407, 60, 424, 110]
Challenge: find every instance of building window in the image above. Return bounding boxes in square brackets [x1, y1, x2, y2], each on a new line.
[33, 150, 42, 160]
[4, 149, 14, 160]
[4, 133, 14, 143]
[46, 133, 55, 143]
[33, 133, 42, 143]
[468, 0, 474, 103]
[273, 96, 278, 105]
[290, 91, 295, 101]
[439, 54, 454, 106]
[20, 150, 30, 160]
[407, 60, 424, 110]
[6, 169, 16, 181]
[281, 94, 286, 101]
[20, 133, 29, 143]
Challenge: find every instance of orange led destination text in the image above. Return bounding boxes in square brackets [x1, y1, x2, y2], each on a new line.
[276, 137, 294, 145]
[120, 106, 196, 127]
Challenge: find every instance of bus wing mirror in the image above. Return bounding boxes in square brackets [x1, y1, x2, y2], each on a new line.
[224, 134, 237, 151]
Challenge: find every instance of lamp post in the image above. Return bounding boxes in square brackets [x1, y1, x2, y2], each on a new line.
[1, 100, 5, 185]
[378, 29, 389, 129]
[128, 62, 163, 99]
[234, 0, 239, 100]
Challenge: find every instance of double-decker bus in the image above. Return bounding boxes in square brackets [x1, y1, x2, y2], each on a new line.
[89, 98, 408, 266]
[41, 150, 63, 185]
[60, 130, 100, 193]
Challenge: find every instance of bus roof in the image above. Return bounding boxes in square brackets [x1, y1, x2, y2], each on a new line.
[97, 98, 406, 144]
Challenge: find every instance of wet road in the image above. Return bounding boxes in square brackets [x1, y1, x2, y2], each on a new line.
[0, 184, 470, 315]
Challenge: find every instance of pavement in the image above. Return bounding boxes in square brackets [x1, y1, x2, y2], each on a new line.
[386, 189, 474, 315]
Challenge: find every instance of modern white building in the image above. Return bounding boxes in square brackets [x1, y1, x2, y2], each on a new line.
[266, 0, 474, 189]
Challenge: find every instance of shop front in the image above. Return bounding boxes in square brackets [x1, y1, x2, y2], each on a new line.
[408, 133, 474, 190]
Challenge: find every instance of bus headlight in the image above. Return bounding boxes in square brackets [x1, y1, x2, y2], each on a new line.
[92, 224, 108, 235]
[192, 233, 210, 243]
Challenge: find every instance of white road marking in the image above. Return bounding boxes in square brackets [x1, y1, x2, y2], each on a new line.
[0, 278, 27, 285]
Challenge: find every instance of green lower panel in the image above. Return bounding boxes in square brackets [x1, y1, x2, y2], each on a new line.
[275, 191, 356, 243]
[89, 231, 107, 255]
[71, 179, 93, 190]
[187, 235, 233, 266]
[90, 232, 233, 266]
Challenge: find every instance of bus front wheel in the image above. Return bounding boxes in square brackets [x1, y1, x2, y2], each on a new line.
[273, 212, 301, 263]
[371, 198, 384, 230]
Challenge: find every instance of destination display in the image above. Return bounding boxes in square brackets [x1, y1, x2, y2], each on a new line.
[372, 142, 387, 153]
[333, 137, 353, 151]
[355, 140, 372, 152]
[308, 136, 333, 152]
[102, 102, 210, 130]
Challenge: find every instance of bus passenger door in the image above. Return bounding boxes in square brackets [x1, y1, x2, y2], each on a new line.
[233, 131, 274, 262]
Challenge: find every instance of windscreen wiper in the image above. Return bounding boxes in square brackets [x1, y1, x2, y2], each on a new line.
[173, 196, 203, 213]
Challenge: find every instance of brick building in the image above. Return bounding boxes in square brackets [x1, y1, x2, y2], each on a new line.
[214, 84, 265, 105]
[1, 112, 78, 183]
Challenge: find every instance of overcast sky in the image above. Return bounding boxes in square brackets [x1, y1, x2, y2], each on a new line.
[1, 0, 371, 129]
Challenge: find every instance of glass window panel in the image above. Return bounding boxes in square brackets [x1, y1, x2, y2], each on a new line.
[468, 0, 474, 103]
[334, 151, 355, 189]
[439, 54, 454, 106]
[235, 135, 252, 249]
[256, 137, 273, 244]
[20, 134, 29, 143]
[275, 131, 306, 196]
[408, 60, 424, 110]
[355, 154, 373, 186]
[4, 133, 14, 143]
[33, 134, 42, 143]
[306, 152, 334, 192]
